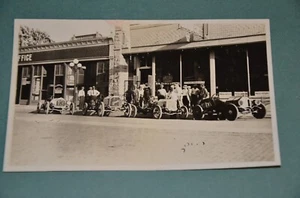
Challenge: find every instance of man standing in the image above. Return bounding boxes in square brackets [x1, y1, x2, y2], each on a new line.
[198, 82, 209, 101]
[78, 86, 85, 110]
[91, 86, 100, 97]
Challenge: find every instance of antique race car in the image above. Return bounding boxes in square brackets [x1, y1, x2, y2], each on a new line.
[192, 95, 267, 121]
[133, 96, 158, 116]
[37, 97, 75, 115]
[82, 95, 104, 116]
[152, 99, 189, 119]
[100, 95, 137, 117]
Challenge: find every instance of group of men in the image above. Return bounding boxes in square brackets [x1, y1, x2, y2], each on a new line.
[156, 82, 209, 110]
[78, 86, 100, 109]
[125, 81, 209, 111]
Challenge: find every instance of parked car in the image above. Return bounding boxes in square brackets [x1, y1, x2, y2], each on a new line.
[192, 95, 266, 121]
[37, 97, 75, 115]
[152, 98, 189, 119]
[101, 95, 137, 117]
[82, 95, 104, 116]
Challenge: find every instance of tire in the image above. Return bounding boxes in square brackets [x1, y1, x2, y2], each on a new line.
[225, 104, 239, 121]
[180, 106, 189, 119]
[37, 103, 40, 113]
[82, 103, 88, 116]
[104, 111, 111, 116]
[130, 104, 137, 118]
[46, 102, 50, 114]
[97, 102, 105, 117]
[70, 103, 75, 115]
[124, 103, 132, 117]
[193, 105, 204, 120]
[252, 104, 267, 119]
[153, 105, 163, 119]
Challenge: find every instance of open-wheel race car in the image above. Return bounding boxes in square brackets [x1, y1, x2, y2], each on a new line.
[99, 95, 137, 117]
[82, 95, 104, 116]
[152, 99, 189, 119]
[192, 95, 267, 121]
[37, 97, 75, 115]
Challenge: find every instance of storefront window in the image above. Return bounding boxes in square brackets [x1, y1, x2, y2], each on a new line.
[22, 67, 30, 78]
[34, 66, 42, 76]
[96, 62, 105, 74]
[55, 64, 64, 76]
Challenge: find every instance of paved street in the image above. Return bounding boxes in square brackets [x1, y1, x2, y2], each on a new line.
[5, 106, 275, 171]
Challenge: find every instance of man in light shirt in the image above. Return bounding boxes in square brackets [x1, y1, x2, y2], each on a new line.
[91, 86, 100, 97]
[78, 86, 85, 110]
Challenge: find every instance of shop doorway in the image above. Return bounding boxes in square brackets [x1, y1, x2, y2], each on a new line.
[140, 68, 152, 84]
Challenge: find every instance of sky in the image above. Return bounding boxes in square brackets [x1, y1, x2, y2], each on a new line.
[17, 19, 116, 42]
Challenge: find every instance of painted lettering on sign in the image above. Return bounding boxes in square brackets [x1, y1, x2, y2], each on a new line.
[19, 54, 33, 62]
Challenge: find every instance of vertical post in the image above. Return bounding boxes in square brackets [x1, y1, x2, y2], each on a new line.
[209, 50, 216, 96]
[39, 66, 44, 102]
[246, 49, 251, 97]
[135, 56, 141, 84]
[19, 67, 24, 104]
[63, 64, 67, 99]
[53, 65, 56, 98]
[151, 56, 156, 96]
[73, 69, 78, 110]
[28, 65, 34, 105]
[179, 53, 183, 87]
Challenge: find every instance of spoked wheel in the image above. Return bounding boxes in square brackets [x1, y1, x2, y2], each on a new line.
[82, 103, 88, 116]
[46, 102, 50, 114]
[97, 102, 105, 117]
[124, 103, 132, 117]
[153, 105, 163, 119]
[69, 103, 75, 115]
[225, 104, 239, 121]
[130, 104, 137, 118]
[180, 106, 189, 119]
[252, 104, 266, 119]
[37, 103, 40, 113]
[193, 105, 204, 120]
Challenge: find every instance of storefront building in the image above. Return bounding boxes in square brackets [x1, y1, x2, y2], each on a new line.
[118, 23, 270, 100]
[16, 33, 113, 105]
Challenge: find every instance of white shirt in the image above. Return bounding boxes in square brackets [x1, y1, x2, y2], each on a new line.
[91, 89, 100, 96]
[78, 90, 85, 97]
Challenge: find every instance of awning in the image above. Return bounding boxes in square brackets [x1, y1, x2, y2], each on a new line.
[122, 35, 266, 54]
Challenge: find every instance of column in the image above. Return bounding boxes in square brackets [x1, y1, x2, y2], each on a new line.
[151, 56, 156, 96]
[209, 50, 216, 96]
[63, 64, 68, 99]
[179, 53, 183, 87]
[28, 65, 34, 105]
[39, 66, 44, 102]
[246, 49, 251, 96]
[53, 65, 56, 98]
[135, 56, 141, 84]
[18, 67, 25, 104]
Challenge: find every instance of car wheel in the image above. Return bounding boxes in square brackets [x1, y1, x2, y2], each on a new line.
[225, 104, 239, 121]
[252, 104, 266, 119]
[193, 105, 204, 120]
[97, 102, 105, 117]
[37, 103, 40, 113]
[82, 103, 88, 116]
[130, 104, 137, 118]
[153, 105, 163, 119]
[46, 102, 50, 114]
[180, 106, 189, 119]
[124, 103, 132, 117]
[69, 103, 75, 115]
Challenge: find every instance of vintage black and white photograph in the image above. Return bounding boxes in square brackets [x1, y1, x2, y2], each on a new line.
[3, 19, 281, 172]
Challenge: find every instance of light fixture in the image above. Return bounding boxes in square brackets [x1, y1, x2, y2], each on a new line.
[69, 62, 75, 67]
[77, 63, 82, 68]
